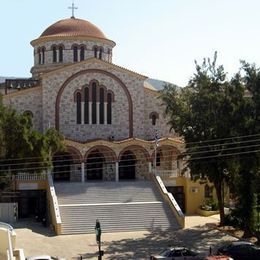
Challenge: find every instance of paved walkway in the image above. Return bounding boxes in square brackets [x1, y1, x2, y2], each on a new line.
[13, 214, 237, 260]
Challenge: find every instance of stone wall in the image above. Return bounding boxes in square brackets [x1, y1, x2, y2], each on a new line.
[42, 60, 146, 141]
[2, 87, 43, 132]
[144, 88, 175, 140]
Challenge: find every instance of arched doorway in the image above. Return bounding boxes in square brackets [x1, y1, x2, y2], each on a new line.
[86, 150, 104, 180]
[52, 152, 73, 181]
[119, 150, 136, 180]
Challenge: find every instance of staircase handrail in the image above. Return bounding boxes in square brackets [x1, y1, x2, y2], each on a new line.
[153, 175, 185, 228]
[47, 172, 62, 234]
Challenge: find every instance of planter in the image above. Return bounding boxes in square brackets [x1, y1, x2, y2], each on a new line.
[197, 208, 219, 216]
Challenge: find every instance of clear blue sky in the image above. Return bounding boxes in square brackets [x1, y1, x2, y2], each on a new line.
[1, 0, 260, 87]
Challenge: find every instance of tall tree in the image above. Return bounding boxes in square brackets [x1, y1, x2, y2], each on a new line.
[160, 53, 245, 225]
[231, 61, 260, 234]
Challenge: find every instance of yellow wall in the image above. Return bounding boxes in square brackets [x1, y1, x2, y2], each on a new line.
[163, 177, 217, 214]
[13, 180, 48, 190]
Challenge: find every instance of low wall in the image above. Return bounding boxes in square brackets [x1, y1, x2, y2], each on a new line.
[152, 174, 185, 228]
[0, 203, 17, 223]
[47, 173, 62, 235]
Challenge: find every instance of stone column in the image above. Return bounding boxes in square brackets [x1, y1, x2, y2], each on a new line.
[81, 162, 85, 182]
[115, 161, 119, 182]
[104, 102, 107, 124]
[148, 161, 152, 173]
[96, 102, 100, 124]
[81, 102, 84, 124]
[89, 102, 92, 124]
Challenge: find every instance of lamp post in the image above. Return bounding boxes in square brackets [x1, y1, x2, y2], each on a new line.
[95, 219, 103, 260]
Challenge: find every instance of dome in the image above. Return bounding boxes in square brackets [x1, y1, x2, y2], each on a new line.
[40, 17, 107, 39]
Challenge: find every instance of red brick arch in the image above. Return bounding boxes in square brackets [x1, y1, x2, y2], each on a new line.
[55, 69, 133, 137]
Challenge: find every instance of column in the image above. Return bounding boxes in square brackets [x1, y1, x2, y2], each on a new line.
[81, 102, 84, 124]
[89, 101, 92, 124]
[104, 102, 107, 124]
[81, 162, 85, 182]
[96, 102, 100, 124]
[115, 161, 119, 182]
[148, 161, 152, 173]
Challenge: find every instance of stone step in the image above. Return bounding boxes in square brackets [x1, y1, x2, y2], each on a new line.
[54, 181, 180, 234]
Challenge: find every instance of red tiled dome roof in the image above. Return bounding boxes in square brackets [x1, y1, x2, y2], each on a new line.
[40, 17, 107, 39]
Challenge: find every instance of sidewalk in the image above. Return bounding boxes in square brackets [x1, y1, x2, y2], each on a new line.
[14, 214, 237, 260]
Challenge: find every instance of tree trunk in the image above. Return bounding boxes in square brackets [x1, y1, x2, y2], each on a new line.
[215, 181, 225, 226]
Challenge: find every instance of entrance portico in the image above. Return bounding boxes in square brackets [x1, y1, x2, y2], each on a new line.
[58, 138, 183, 183]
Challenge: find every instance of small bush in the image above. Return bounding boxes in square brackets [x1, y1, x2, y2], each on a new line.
[200, 198, 219, 211]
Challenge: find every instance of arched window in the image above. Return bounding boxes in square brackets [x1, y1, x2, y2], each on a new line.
[149, 112, 159, 126]
[23, 110, 33, 118]
[80, 46, 85, 61]
[73, 46, 78, 62]
[76, 92, 81, 124]
[42, 48, 45, 64]
[151, 114, 157, 125]
[94, 47, 98, 58]
[38, 49, 41, 65]
[84, 87, 89, 124]
[92, 83, 97, 124]
[99, 88, 104, 124]
[107, 92, 112, 124]
[38, 48, 45, 64]
[99, 48, 103, 59]
[52, 46, 57, 63]
[59, 46, 63, 62]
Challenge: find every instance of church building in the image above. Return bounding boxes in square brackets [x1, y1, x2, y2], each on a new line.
[1, 12, 214, 234]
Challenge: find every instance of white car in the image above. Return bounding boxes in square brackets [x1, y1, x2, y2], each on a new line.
[26, 256, 58, 260]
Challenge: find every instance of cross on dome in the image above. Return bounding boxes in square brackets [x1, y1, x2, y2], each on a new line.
[68, 1, 78, 18]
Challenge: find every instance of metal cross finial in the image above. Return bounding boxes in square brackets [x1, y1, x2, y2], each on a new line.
[68, 1, 78, 18]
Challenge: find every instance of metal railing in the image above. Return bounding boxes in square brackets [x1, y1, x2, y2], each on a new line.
[13, 172, 47, 181]
[156, 169, 190, 178]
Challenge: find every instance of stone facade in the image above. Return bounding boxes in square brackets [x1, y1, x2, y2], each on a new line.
[2, 87, 43, 132]
[31, 39, 114, 77]
[2, 16, 182, 182]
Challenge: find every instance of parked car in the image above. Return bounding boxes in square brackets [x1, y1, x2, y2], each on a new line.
[205, 256, 233, 260]
[26, 256, 58, 260]
[217, 241, 260, 260]
[150, 246, 201, 259]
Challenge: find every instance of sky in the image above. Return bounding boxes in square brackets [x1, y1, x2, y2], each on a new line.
[1, 0, 260, 87]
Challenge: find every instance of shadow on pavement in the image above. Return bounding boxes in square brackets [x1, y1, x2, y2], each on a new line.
[103, 225, 236, 259]
[13, 219, 56, 237]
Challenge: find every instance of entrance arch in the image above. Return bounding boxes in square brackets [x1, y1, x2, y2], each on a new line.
[85, 150, 104, 180]
[52, 152, 73, 181]
[85, 146, 117, 181]
[52, 146, 82, 182]
[119, 150, 136, 180]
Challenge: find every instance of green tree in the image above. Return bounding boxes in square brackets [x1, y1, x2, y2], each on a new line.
[230, 61, 260, 234]
[0, 97, 65, 190]
[160, 53, 245, 225]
